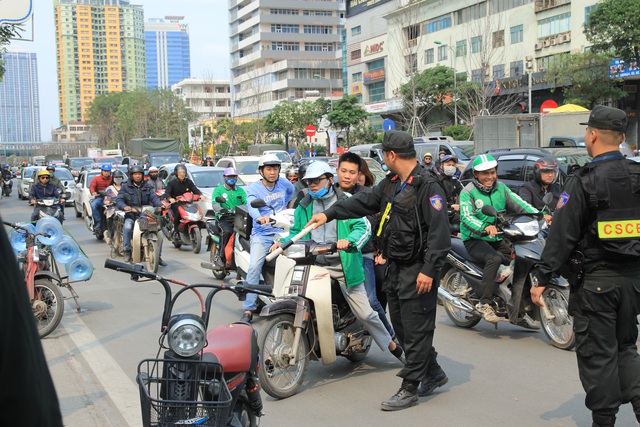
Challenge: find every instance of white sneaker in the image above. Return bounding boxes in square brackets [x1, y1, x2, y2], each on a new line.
[475, 303, 501, 323]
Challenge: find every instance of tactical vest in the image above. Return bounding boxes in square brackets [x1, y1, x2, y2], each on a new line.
[579, 158, 640, 262]
[377, 170, 435, 263]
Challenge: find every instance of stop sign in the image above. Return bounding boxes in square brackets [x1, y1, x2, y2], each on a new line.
[305, 125, 316, 137]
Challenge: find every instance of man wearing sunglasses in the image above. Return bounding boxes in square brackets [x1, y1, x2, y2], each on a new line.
[29, 169, 63, 222]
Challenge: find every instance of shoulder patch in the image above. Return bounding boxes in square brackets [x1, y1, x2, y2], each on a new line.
[556, 192, 570, 210]
[429, 195, 444, 211]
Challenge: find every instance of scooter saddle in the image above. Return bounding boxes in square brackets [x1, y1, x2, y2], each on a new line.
[451, 239, 485, 267]
[203, 323, 255, 373]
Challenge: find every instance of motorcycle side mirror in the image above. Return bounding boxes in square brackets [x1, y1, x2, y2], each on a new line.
[215, 196, 226, 204]
[481, 205, 497, 217]
[250, 199, 267, 209]
[541, 193, 553, 206]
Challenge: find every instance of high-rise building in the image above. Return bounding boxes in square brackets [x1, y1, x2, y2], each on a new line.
[172, 78, 231, 120]
[54, 0, 146, 125]
[0, 49, 41, 142]
[228, 0, 345, 119]
[145, 16, 191, 90]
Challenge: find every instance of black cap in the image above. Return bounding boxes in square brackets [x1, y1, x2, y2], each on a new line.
[374, 130, 415, 154]
[580, 105, 627, 132]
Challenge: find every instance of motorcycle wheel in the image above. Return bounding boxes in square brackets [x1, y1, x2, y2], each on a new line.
[190, 228, 202, 254]
[210, 245, 228, 280]
[33, 279, 65, 338]
[539, 285, 575, 350]
[231, 395, 258, 427]
[441, 269, 481, 328]
[145, 240, 159, 273]
[258, 314, 309, 399]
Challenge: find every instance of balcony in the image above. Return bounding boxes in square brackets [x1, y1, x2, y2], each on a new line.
[535, 0, 571, 13]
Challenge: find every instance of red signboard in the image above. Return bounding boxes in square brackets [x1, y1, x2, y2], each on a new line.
[305, 125, 316, 137]
[363, 69, 385, 83]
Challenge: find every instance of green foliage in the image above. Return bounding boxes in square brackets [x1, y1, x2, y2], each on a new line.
[352, 124, 383, 146]
[327, 95, 369, 145]
[399, 65, 455, 110]
[0, 24, 23, 81]
[546, 51, 626, 109]
[442, 125, 473, 141]
[584, 0, 640, 62]
[263, 99, 324, 141]
[298, 143, 327, 156]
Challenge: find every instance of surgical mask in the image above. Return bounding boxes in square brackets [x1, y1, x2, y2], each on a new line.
[309, 184, 330, 199]
[114, 177, 123, 185]
[225, 178, 237, 186]
[443, 166, 457, 177]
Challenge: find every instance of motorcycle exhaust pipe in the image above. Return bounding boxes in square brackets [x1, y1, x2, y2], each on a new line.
[437, 287, 476, 313]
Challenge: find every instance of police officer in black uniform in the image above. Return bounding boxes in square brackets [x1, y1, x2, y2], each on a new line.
[306, 130, 451, 411]
[532, 105, 640, 427]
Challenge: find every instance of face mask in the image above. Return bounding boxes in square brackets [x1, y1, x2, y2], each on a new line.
[114, 177, 123, 185]
[309, 184, 329, 199]
[443, 166, 457, 177]
[225, 178, 237, 186]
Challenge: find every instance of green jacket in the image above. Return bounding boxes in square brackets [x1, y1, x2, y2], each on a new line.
[211, 184, 247, 217]
[49, 175, 66, 197]
[460, 181, 538, 242]
[281, 190, 370, 287]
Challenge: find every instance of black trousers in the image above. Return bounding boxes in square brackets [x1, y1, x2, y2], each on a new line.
[572, 265, 640, 425]
[385, 260, 442, 384]
[464, 238, 512, 304]
[170, 204, 181, 231]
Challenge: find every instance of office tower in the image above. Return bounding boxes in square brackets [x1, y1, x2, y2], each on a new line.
[145, 16, 191, 90]
[0, 50, 41, 142]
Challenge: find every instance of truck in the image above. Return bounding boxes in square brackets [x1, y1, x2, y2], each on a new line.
[124, 138, 181, 169]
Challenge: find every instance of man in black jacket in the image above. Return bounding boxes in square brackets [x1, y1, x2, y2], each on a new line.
[307, 131, 451, 411]
[164, 164, 203, 240]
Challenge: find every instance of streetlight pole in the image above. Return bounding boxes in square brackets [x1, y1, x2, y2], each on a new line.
[434, 40, 457, 125]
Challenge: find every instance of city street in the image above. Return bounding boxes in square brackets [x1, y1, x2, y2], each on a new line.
[1, 189, 638, 427]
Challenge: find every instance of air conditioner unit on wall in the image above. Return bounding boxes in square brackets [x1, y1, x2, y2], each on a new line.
[543, 39, 550, 48]
[535, 43, 542, 50]
[551, 37, 557, 46]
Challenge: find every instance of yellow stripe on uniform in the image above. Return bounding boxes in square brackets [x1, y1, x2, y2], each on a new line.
[597, 220, 640, 239]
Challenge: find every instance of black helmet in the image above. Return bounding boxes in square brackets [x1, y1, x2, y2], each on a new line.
[174, 164, 187, 174]
[533, 156, 559, 184]
[112, 170, 125, 178]
[46, 165, 55, 172]
[129, 165, 144, 174]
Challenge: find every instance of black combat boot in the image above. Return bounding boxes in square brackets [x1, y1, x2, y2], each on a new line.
[380, 379, 419, 411]
[417, 365, 448, 397]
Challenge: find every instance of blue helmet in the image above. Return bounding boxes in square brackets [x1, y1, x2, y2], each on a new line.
[101, 164, 112, 171]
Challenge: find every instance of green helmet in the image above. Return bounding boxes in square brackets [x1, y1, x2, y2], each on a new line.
[472, 154, 498, 172]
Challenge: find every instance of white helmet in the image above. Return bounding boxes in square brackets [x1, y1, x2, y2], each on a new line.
[304, 161, 333, 180]
[258, 154, 281, 168]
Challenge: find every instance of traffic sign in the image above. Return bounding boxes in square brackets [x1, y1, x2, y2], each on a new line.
[383, 119, 396, 131]
[305, 125, 316, 137]
[540, 99, 559, 114]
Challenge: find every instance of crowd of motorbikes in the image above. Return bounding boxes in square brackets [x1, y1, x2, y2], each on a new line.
[3, 168, 575, 427]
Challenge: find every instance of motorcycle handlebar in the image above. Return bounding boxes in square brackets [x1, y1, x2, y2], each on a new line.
[265, 224, 316, 262]
[236, 282, 273, 296]
[104, 259, 154, 279]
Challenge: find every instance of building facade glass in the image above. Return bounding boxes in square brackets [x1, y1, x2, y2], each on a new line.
[145, 18, 191, 90]
[0, 51, 41, 142]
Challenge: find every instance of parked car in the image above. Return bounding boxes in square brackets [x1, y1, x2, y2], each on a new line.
[17, 166, 40, 200]
[215, 156, 262, 185]
[348, 144, 385, 165]
[460, 147, 592, 192]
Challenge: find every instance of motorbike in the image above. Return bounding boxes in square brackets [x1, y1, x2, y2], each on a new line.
[162, 192, 205, 254]
[437, 198, 575, 350]
[256, 226, 374, 399]
[2, 177, 11, 196]
[87, 191, 108, 240]
[104, 259, 273, 427]
[104, 193, 125, 256]
[32, 197, 64, 224]
[202, 197, 238, 280]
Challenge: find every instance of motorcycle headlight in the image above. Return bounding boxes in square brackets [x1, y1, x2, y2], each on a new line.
[285, 243, 306, 259]
[512, 220, 539, 237]
[167, 314, 207, 357]
[184, 212, 202, 221]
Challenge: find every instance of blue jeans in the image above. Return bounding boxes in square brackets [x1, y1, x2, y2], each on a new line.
[123, 217, 134, 251]
[91, 197, 104, 229]
[243, 233, 274, 311]
[363, 257, 394, 337]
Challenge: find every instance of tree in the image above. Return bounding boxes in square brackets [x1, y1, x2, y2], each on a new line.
[442, 124, 472, 141]
[327, 95, 369, 146]
[352, 124, 383, 145]
[398, 65, 455, 127]
[545, 51, 626, 109]
[584, 0, 640, 62]
[0, 24, 22, 81]
[86, 92, 126, 146]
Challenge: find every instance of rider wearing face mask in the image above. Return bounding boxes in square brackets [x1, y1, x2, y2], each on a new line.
[212, 167, 247, 265]
[438, 155, 463, 227]
[104, 170, 125, 242]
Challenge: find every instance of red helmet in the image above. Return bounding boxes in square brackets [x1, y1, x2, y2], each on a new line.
[533, 157, 559, 184]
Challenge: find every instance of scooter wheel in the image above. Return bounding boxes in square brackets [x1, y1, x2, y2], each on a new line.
[33, 279, 64, 338]
[539, 285, 574, 350]
[441, 269, 481, 328]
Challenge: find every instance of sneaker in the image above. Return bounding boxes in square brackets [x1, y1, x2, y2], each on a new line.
[418, 367, 449, 397]
[240, 311, 253, 323]
[475, 303, 501, 323]
[158, 258, 167, 267]
[124, 250, 132, 263]
[381, 381, 419, 411]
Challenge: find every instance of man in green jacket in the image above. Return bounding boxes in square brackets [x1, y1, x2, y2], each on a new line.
[460, 154, 538, 322]
[275, 161, 405, 362]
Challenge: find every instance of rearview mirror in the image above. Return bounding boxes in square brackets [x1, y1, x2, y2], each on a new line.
[481, 205, 497, 217]
[215, 196, 226, 204]
[541, 192, 553, 206]
[250, 199, 267, 209]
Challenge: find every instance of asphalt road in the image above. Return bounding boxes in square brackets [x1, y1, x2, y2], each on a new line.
[1, 186, 638, 427]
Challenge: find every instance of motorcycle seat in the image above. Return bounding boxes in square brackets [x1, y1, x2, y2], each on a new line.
[451, 238, 509, 267]
[203, 323, 254, 373]
[238, 235, 251, 252]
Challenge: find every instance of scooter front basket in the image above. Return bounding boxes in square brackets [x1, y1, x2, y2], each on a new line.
[137, 358, 232, 427]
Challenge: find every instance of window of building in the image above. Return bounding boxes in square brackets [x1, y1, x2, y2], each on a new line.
[368, 81, 385, 102]
[425, 48, 435, 64]
[304, 25, 332, 34]
[271, 24, 299, 33]
[493, 30, 504, 48]
[303, 10, 332, 16]
[352, 72, 362, 82]
[510, 60, 524, 76]
[351, 26, 361, 37]
[305, 42, 333, 52]
[270, 8, 299, 15]
[537, 55, 558, 71]
[490, 0, 534, 13]
[368, 58, 384, 72]
[438, 45, 448, 61]
[471, 36, 482, 54]
[510, 24, 524, 44]
[272, 42, 299, 51]
[493, 64, 505, 79]
[405, 53, 417, 75]
[424, 14, 452, 34]
[471, 69, 483, 83]
[456, 2, 487, 25]
[456, 40, 467, 57]
[405, 24, 420, 46]
[585, 5, 597, 25]
[537, 12, 571, 38]
[351, 49, 361, 60]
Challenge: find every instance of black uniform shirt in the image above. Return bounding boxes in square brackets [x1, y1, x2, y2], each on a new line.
[165, 177, 202, 199]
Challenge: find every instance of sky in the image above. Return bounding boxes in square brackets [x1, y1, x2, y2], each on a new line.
[8, 0, 230, 141]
